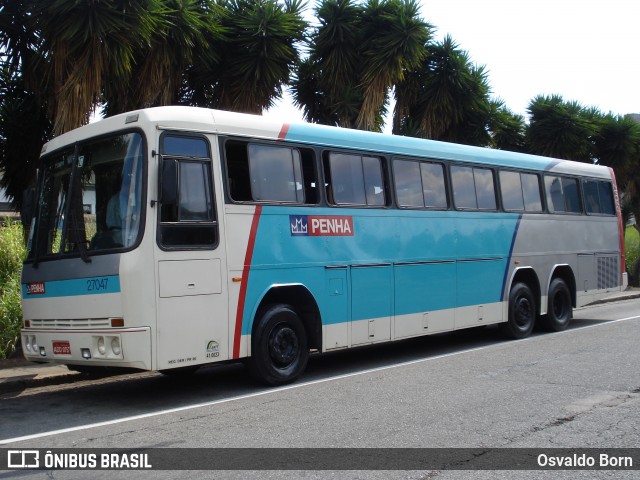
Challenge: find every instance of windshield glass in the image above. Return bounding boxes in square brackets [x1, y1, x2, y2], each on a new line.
[28, 132, 144, 261]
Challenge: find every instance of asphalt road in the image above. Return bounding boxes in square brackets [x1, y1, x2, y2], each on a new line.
[1, 298, 639, 479]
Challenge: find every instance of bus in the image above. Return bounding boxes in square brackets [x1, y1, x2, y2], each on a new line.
[20, 106, 627, 385]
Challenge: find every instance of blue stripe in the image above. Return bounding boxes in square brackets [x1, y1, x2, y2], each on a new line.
[285, 124, 558, 171]
[240, 207, 521, 333]
[22, 275, 121, 299]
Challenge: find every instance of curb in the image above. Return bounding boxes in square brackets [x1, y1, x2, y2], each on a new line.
[586, 292, 640, 306]
[0, 370, 81, 395]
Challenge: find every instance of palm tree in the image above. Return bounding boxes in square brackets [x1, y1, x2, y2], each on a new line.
[595, 113, 640, 235]
[489, 101, 527, 152]
[394, 35, 493, 146]
[292, 0, 363, 127]
[594, 114, 640, 168]
[104, 0, 226, 116]
[292, 0, 430, 132]
[0, 0, 40, 82]
[0, 68, 52, 211]
[33, 0, 166, 135]
[0, 0, 52, 211]
[525, 94, 597, 162]
[185, 0, 306, 114]
[355, 0, 429, 130]
[1, 0, 307, 211]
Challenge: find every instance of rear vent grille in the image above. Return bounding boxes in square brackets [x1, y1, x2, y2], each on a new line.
[597, 255, 618, 290]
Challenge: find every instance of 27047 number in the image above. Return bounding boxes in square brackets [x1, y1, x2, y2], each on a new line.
[87, 277, 109, 292]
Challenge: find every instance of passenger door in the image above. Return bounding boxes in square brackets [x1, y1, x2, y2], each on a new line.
[154, 133, 228, 370]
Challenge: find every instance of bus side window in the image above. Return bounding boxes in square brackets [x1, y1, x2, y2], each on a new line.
[545, 175, 582, 214]
[452, 165, 496, 210]
[394, 160, 424, 207]
[158, 134, 218, 249]
[326, 152, 385, 206]
[546, 176, 564, 212]
[521, 173, 543, 212]
[225, 141, 252, 201]
[421, 162, 447, 208]
[500, 170, 525, 211]
[474, 168, 496, 210]
[598, 182, 615, 215]
[562, 177, 582, 213]
[500, 171, 543, 212]
[248, 144, 304, 203]
[394, 159, 447, 209]
[225, 140, 318, 204]
[584, 179, 615, 215]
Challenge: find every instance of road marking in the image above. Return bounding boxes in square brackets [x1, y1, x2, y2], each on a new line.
[2, 313, 639, 445]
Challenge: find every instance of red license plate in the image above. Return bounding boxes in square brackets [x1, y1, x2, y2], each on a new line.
[52, 341, 71, 355]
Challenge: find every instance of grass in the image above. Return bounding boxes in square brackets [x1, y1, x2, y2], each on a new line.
[625, 225, 640, 283]
[0, 220, 25, 359]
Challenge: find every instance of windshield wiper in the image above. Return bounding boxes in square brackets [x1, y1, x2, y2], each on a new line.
[61, 146, 91, 264]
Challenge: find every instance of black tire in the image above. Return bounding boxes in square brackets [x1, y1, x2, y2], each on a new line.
[500, 282, 536, 339]
[248, 304, 309, 386]
[540, 278, 572, 331]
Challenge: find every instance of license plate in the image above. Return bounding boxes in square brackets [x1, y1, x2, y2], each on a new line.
[52, 341, 71, 355]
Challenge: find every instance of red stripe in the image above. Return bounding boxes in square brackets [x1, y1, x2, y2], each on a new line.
[278, 123, 290, 141]
[233, 205, 262, 359]
[609, 167, 626, 275]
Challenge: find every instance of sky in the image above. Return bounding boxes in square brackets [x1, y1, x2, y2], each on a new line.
[265, 0, 640, 130]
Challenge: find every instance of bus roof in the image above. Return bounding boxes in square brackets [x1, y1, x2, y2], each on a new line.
[41, 106, 612, 179]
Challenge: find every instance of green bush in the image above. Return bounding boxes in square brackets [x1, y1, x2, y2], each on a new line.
[625, 226, 640, 283]
[0, 221, 25, 359]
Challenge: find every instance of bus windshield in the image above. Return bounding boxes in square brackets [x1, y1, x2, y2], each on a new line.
[28, 132, 144, 261]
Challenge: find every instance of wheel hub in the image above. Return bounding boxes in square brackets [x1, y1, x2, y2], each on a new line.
[269, 326, 299, 367]
[514, 297, 533, 328]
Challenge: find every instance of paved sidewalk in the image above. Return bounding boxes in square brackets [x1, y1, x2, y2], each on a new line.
[587, 287, 640, 305]
[0, 357, 81, 394]
[2, 288, 639, 395]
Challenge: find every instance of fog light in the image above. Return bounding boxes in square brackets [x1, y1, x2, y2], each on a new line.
[111, 337, 121, 356]
[97, 337, 106, 355]
[81, 348, 91, 359]
[39, 346, 46, 357]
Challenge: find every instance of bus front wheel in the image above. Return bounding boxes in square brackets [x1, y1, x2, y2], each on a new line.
[248, 304, 309, 386]
[540, 278, 572, 331]
[500, 282, 536, 339]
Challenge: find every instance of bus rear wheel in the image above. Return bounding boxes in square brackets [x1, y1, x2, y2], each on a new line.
[500, 282, 536, 339]
[540, 278, 572, 331]
[248, 304, 309, 386]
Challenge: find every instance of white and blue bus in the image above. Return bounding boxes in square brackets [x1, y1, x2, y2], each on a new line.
[21, 107, 627, 385]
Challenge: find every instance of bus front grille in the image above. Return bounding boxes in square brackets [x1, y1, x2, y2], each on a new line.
[29, 318, 111, 329]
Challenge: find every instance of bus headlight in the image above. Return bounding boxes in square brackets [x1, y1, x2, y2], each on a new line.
[24, 335, 31, 352]
[30, 336, 38, 352]
[97, 337, 106, 355]
[111, 337, 121, 356]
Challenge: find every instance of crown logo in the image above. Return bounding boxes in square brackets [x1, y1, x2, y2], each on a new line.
[291, 217, 308, 233]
